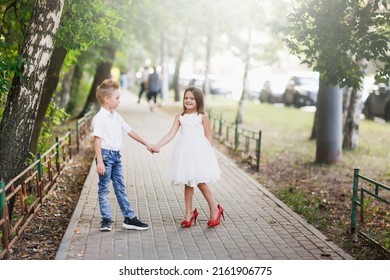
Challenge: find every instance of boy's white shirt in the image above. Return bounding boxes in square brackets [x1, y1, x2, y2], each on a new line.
[92, 107, 132, 151]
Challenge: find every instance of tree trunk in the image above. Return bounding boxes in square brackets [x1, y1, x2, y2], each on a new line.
[66, 64, 83, 116]
[204, 27, 214, 96]
[57, 68, 73, 109]
[0, 0, 64, 184]
[172, 57, 182, 102]
[310, 109, 317, 140]
[30, 46, 67, 155]
[315, 79, 342, 164]
[342, 87, 362, 149]
[342, 86, 351, 124]
[172, 28, 189, 102]
[160, 32, 169, 102]
[77, 45, 116, 118]
[342, 59, 367, 149]
[236, 27, 252, 125]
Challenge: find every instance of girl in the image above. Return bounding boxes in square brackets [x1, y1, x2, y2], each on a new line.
[155, 86, 223, 228]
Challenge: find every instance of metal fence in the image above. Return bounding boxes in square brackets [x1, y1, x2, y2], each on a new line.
[208, 111, 262, 172]
[76, 111, 93, 153]
[0, 113, 93, 260]
[350, 168, 390, 252]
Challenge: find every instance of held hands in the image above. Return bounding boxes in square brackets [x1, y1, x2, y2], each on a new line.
[147, 144, 160, 154]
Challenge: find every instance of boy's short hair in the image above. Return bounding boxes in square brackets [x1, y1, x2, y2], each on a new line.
[96, 79, 119, 103]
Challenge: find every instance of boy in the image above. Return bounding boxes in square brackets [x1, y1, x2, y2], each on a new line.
[92, 79, 154, 231]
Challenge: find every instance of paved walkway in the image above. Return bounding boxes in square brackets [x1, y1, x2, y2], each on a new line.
[56, 91, 352, 260]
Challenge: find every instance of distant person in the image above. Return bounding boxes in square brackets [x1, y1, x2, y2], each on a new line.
[138, 66, 149, 103]
[153, 86, 223, 228]
[119, 69, 128, 89]
[146, 66, 161, 111]
[92, 79, 156, 232]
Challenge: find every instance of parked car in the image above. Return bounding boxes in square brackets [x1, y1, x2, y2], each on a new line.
[209, 78, 233, 96]
[179, 74, 232, 96]
[363, 79, 390, 121]
[283, 72, 319, 107]
[178, 74, 204, 89]
[259, 75, 289, 103]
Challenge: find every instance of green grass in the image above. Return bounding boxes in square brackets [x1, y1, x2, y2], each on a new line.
[276, 186, 329, 230]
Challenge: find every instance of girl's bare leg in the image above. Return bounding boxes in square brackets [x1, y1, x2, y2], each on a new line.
[184, 185, 194, 220]
[197, 183, 218, 221]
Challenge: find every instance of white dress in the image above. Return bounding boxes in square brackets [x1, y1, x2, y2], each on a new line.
[168, 113, 221, 187]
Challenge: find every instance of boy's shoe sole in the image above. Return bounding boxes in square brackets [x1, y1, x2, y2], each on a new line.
[122, 223, 150, 231]
[100, 227, 112, 232]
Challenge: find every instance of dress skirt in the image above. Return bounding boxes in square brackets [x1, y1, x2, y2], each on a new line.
[168, 135, 221, 187]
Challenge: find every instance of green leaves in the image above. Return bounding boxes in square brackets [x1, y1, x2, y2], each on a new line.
[37, 102, 70, 153]
[57, 0, 122, 51]
[0, 39, 23, 97]
[280, 0, 389, 89]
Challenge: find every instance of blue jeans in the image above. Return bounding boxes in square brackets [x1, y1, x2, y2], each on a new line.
[98, 149, 135, 221]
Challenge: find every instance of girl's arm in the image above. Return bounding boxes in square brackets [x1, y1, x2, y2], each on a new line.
[156, 114, 181, 149]
[202, 114, 214, 146]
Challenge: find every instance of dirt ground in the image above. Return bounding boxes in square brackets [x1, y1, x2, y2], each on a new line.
[7, 143, 95, 260]
[7, 140, 390, 260]
[216, 143, 390, 260]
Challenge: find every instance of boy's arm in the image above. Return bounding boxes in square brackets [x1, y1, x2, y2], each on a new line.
[94, 136, 105, 175]
[127, 130, 157, 153]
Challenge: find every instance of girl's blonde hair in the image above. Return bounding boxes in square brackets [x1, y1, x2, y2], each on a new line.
[96, 79, 119, 103]
[181, 86, 206, 115]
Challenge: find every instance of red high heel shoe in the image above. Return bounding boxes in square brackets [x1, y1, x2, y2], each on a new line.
[207, 204, 224, 228]
[181, 209, 199, 228]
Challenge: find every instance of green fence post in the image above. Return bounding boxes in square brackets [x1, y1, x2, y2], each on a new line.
[1, 180, 10, 259]
[218, 113, 223, 138]
[67, 129, 72, 159]
[359, 189, 365, 223]
[36, 153, 42, 180]
[76, 120, 80, 153]
[256, 130, 262, 172]
[55, 136, 61, 171]
[208, 110, 215, 132]
[350, 168, 359, 234]
[234, 120, 239, 150]
[0, 181, 4, 218]
[36, 153, 43, 201]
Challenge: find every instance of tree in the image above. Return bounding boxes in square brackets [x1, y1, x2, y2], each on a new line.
[342, 59, 368, 149]
[130, 0, 208, 101]
[77, 45, 116, 117]
[0, 0, 65, 184]
[172, 27, 190, 101]
[76, 1, 128, 117]
[342, 0, 389, 149]
[281, 0, 389, 164]
[29, 46, 67, 154]
[229, 0, 279, 124]
[30, 0, 122, 149]
[236, 25, 253, 124]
